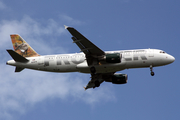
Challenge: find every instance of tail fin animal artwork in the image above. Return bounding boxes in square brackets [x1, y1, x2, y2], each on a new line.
[10, 34, 40, 57]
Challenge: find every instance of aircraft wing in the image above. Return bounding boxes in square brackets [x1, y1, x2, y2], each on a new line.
[84, 73, 114, 90]
[84, 74, 104, 90]
[65, 26, 110, 90]
[65, 26, 105, 57]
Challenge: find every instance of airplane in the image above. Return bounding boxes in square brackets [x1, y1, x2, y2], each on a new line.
[6, 26, 175, 90]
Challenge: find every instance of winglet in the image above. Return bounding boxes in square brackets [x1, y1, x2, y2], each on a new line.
[64, 25, 69, 29]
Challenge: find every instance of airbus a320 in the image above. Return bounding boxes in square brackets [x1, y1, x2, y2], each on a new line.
[6, 26, 175, 90]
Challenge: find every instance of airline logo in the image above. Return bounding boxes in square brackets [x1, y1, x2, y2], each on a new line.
[10, 34, 39, 57]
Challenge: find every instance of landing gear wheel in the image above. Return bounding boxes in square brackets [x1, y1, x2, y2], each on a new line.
[150, 65, 155, 76]
[90, 66, 96, 74]
[151, 72, 155, 76]
[94, 80, 100, 87]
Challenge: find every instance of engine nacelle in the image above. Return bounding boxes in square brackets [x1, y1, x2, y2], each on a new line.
[99, 53, 121, 63]
[106, 53, 121, 63]
[111, 74, 128, 84]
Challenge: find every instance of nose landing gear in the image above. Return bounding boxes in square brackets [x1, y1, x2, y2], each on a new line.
[150, 65, 155, 76]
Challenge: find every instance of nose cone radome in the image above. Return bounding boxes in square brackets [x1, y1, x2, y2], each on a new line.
[165, 54, 175, 64]
[169, 55, 175, 63]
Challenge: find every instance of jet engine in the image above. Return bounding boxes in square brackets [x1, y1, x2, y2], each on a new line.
[99, 53, 121, 63]
[110, 74, 128, 84]
[103, 73, 128, 84]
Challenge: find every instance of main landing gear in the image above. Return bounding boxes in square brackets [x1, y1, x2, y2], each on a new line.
[90, 66, 96, 74]
[90, 66, 100, 88]
[150, 65, 155, 76]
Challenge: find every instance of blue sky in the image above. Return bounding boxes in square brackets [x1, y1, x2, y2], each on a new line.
[0, 0, 179, 120]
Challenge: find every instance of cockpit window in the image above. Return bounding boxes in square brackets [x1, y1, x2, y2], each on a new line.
[160, 51, 166, 54]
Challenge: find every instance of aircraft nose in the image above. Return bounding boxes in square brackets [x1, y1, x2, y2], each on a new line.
[167, 55, 175, 63]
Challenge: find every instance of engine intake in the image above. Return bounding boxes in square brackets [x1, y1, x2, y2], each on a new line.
[111, 74, 128, 84]
[104, 73, 128, 84]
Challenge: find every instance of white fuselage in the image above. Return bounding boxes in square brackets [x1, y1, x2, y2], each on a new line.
[7, 49, 175, 73]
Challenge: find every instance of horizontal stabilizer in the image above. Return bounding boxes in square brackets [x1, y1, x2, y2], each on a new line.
[15, 67, 25, 72]
[7, 49, 29, 62]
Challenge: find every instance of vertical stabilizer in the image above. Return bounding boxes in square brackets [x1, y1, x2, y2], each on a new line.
[10, 34, 40, 57]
